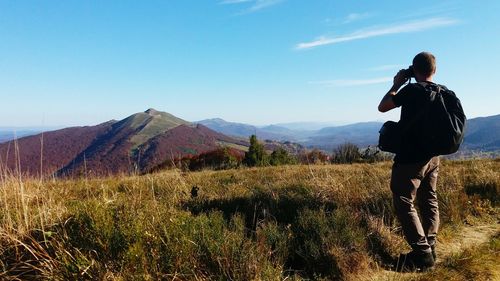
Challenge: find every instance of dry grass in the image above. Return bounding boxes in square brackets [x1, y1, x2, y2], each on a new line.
[0, 159, 498, 280]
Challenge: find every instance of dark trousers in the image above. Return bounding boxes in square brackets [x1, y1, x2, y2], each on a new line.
[391, 156, 440, 253]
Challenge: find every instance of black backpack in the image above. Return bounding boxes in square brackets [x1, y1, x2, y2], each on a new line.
[379, 82, 466, 155]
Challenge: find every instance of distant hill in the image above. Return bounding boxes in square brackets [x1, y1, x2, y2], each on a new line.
[198, 119, 383, 150]
[197, 118, 301, 141]
[461, 114, 500, 150]
[272, 121, 341, 131]
[0, 109, 246, 176]
[197, 118, 257, 138]
[305, 122, 383, 150]
[0, 131, 39, 143]
[0, 127, 61, 143]
[201, 115, 500, 153]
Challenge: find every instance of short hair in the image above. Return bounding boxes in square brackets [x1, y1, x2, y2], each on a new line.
[412, 52, 436, 77]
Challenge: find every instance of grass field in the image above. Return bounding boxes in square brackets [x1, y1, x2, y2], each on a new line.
[0, 159, 499, 280]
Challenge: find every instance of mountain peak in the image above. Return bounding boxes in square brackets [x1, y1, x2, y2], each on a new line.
[145, 108, 160, 115]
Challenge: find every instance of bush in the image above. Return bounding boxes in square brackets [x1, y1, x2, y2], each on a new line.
[299, 149, 330, 164]
[188, 148, 243, 171]
[270, 147, 297, 166]
[331, 143, 361, 164]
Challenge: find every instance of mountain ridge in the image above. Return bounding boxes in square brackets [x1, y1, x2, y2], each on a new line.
[199, 115, 500, 152]
[0, 109, 245, 177]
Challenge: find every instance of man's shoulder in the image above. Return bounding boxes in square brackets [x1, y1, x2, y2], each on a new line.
[398, 83, 427, 98]
[403, 82, 427, 92]
[416, 81, 453, 92]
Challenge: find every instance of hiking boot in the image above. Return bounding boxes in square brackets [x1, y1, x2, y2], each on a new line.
[395, 250, 435, 272]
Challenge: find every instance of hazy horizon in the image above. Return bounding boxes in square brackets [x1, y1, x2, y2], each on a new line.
[0, 108, 498, 131]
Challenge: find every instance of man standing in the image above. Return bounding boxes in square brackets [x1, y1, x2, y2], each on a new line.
[378, 52, 443, 271]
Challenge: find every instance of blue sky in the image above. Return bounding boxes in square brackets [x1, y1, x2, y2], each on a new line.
[1, 0, 499, 127]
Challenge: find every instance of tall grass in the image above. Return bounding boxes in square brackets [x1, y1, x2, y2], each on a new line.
[0, 159, 498, 280]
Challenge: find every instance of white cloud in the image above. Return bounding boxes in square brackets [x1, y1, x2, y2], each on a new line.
[219, 0, 252, 4]
[343, 12, 371, 24]
[309, 77, 392, 87]
[296, 17, 458, 50]
[247, 0, 283, 12]
[226, 0, 284, 14]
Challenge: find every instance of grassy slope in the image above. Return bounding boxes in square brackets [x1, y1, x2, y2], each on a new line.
[0, 159, 498, 280]
[126, 111, 190, 149]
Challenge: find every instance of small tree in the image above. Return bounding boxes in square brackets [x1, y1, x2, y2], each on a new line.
[244, 135, 268, 167]
[270, 147, 297, 166]
[331, 143, 361, 164]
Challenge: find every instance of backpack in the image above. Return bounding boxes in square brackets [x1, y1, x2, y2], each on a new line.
[379, 82, 466, 155]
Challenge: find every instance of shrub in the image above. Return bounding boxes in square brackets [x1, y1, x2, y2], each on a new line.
[270, 147, 297, 166]
[299, 149, 329, 164]
[188, 147, 243, 171]
[331, 143, 362, 164]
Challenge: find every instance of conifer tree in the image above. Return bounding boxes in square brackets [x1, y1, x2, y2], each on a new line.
[244, 135, 268, 167]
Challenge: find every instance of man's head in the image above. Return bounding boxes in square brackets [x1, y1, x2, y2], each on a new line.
[412, 52, 436, 82]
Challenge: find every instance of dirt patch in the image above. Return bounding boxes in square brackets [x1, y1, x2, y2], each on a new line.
[436, 224, 499, 259]
[363, 223, 500, 281]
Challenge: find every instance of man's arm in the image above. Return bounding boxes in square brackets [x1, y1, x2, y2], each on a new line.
[378, 86, 399, 112]
[378, 69, 408, 112]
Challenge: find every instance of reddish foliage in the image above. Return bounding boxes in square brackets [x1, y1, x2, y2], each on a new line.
[0, 122, 114, 176]
[138, 124, 246, 172]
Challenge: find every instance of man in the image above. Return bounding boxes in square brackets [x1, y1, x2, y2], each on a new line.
[378, 52, 442, 271]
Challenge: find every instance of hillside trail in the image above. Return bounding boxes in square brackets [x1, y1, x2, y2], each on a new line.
[359, 223, 500, 281]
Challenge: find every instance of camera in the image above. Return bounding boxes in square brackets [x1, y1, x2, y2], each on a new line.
[403, 65, 414, 78]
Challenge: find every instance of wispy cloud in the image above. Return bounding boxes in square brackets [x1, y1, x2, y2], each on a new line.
[296, 17, 458, 50]
[343, 12, 372, 24]
[223, 0, 284, 14]
[247, 0, 284, 13]
[219, 0, 252, 4]
[309, 77, 392, 87]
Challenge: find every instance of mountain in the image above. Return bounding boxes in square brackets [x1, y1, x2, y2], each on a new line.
[304, 122, 383, 150]
[272, 122, 341, 131]
[197, 118, 299, 141]
[0, 122, 115, 176]
[0, 130, 40, 143]
[462, 114, 500, 150]
[197, 118, 257, 138]
[0, 127, 62, 143]
[200, 115, 500, 153]
[137, 124, 247, 172]
[0, 109, 246, 176]
[199, 119, 384, 150]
